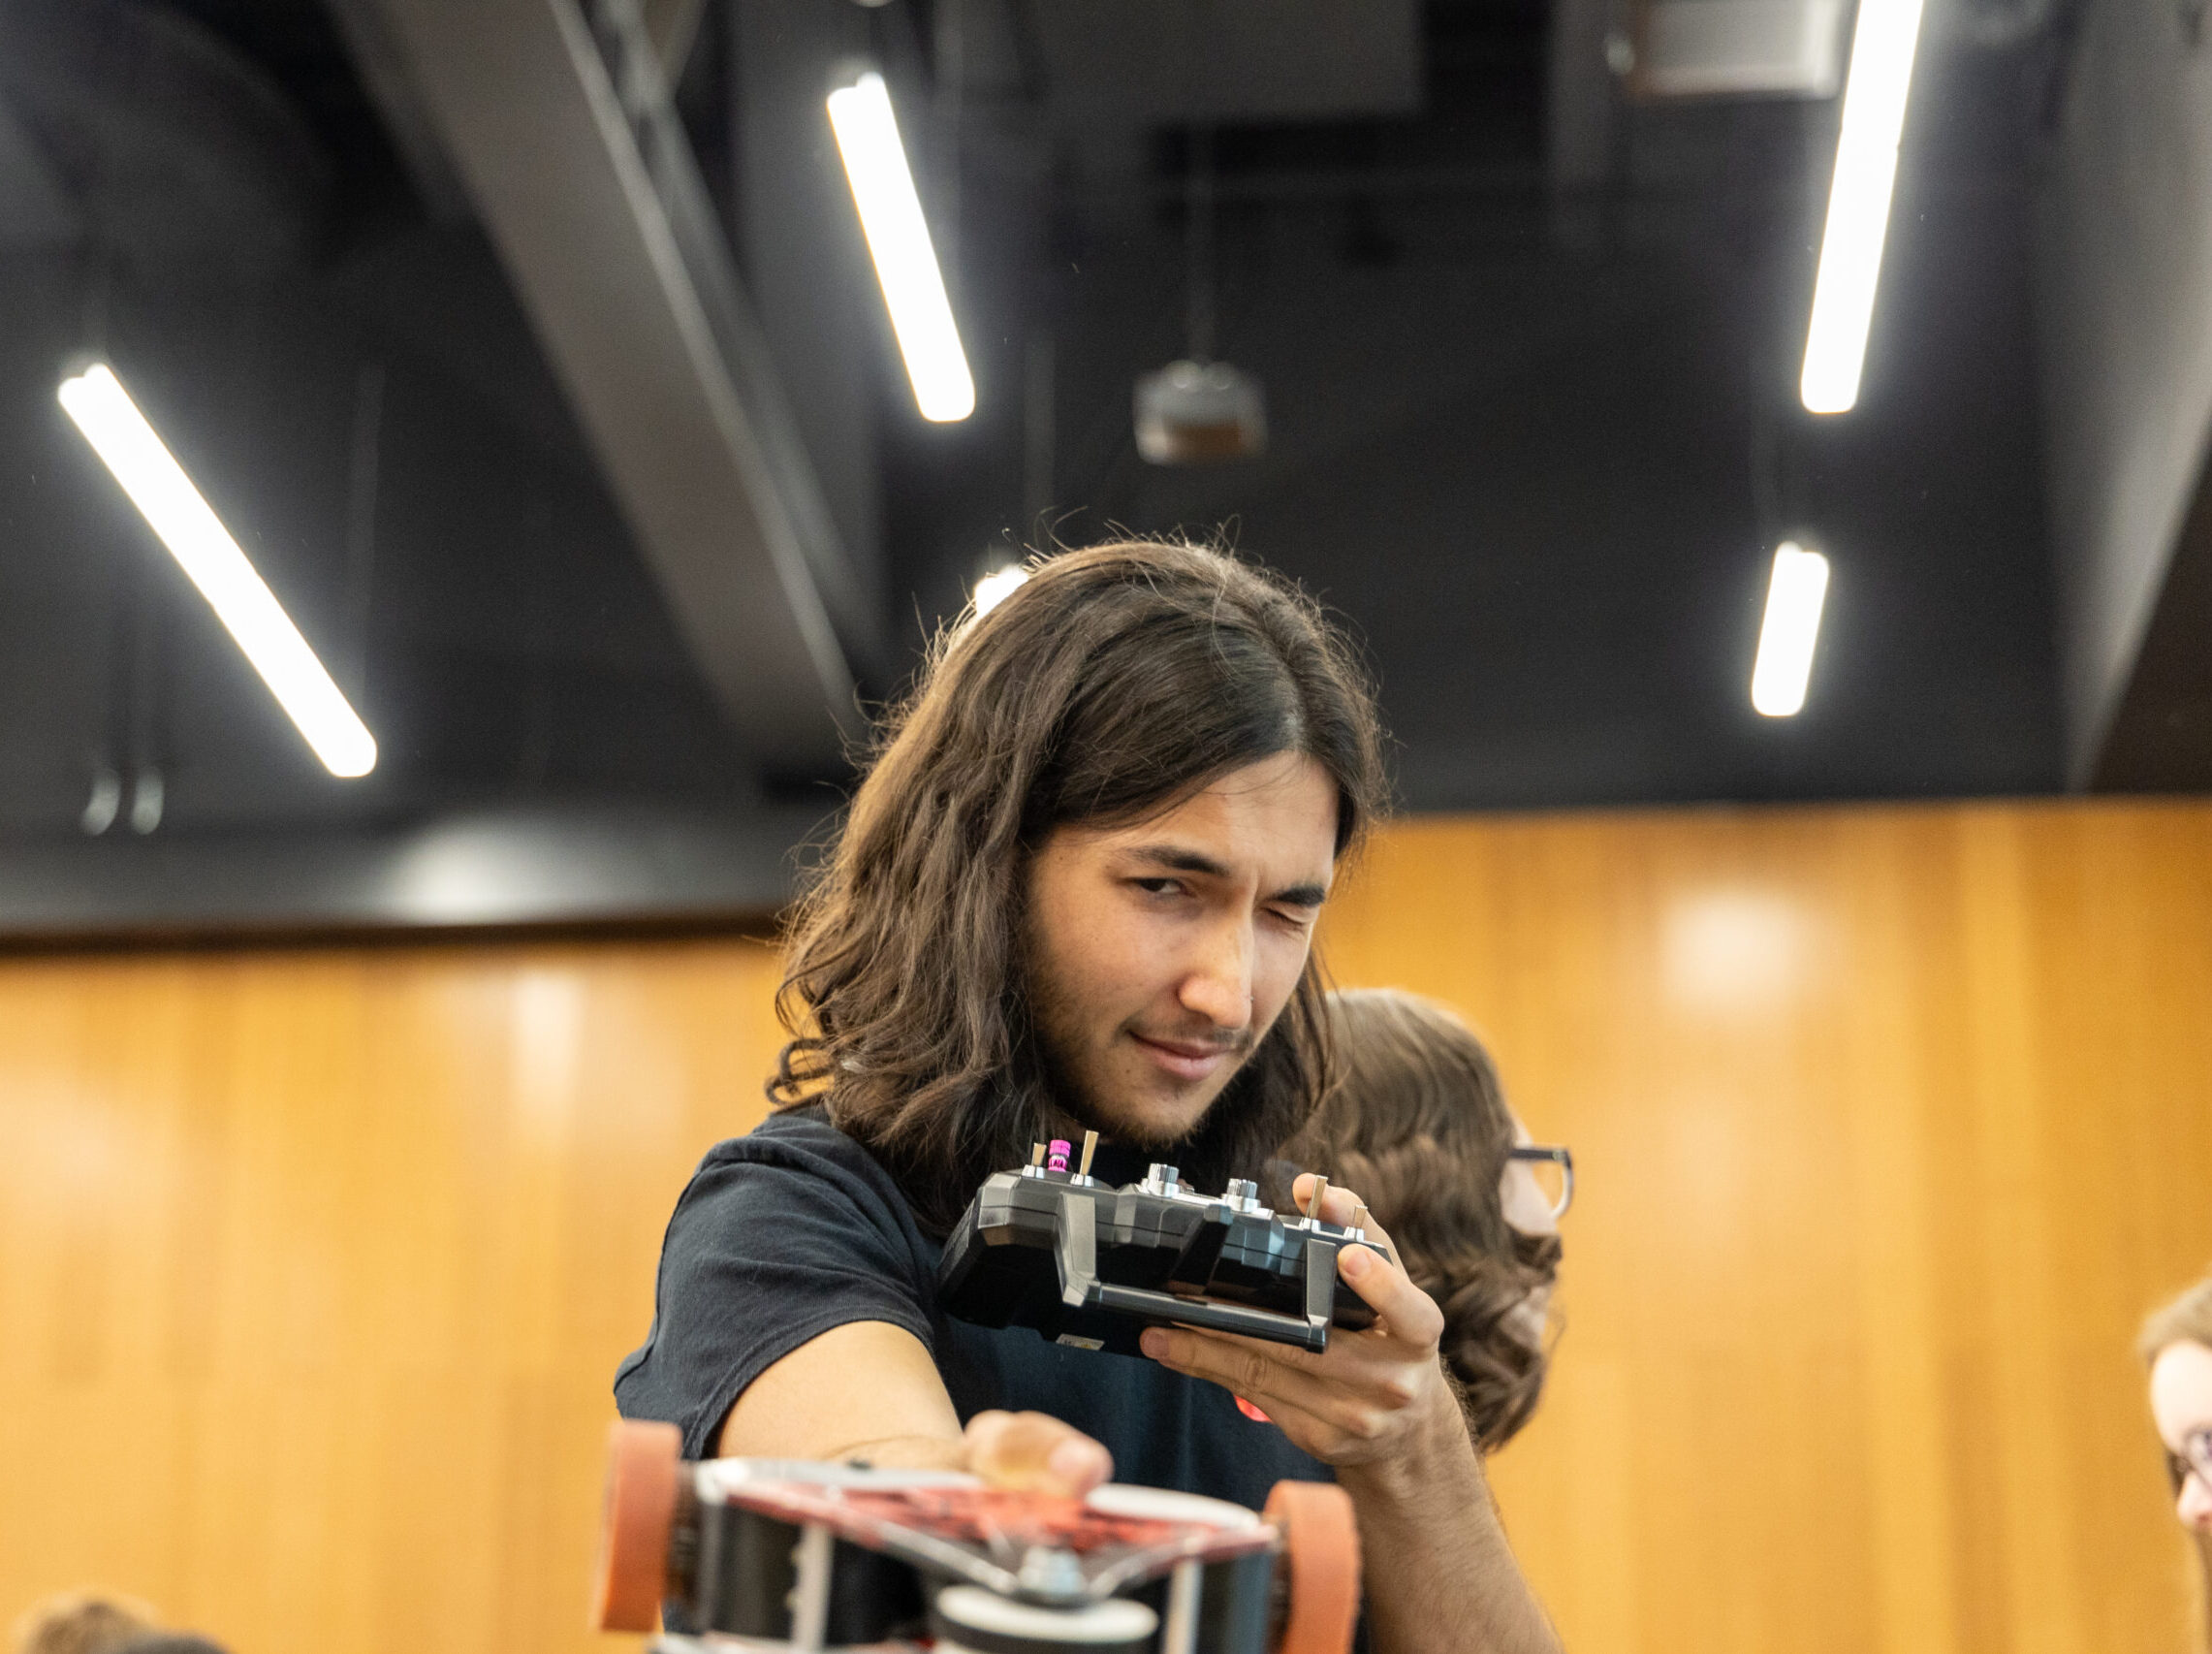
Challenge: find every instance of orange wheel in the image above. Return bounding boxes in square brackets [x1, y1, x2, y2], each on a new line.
[1263, 1479, 1361, 1654]
[590, 1418, 681, 1632]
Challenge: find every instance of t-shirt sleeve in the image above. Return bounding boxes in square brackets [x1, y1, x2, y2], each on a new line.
[614, 1134, 938, 1459]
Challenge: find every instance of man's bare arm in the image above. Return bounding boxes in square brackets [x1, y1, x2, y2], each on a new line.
[1335, 1384, 1558, 1654]
[717, 1320, 1113, 1492]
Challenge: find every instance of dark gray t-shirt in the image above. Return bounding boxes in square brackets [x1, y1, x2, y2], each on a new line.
[613, 1105, 1335, 1511]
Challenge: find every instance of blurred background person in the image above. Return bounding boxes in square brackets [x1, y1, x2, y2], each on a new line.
[1283, 988, 1567, 1451]
[9, 1594, 155, 1654]
[2144, 1267, 2212, 1652]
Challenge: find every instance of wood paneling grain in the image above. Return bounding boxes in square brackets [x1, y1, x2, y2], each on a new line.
[1, 801, 2208, 1654]
[1317, 802, 2212, 1654]
[0, 940, 785, 1654]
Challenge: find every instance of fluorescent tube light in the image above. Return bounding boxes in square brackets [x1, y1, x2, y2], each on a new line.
[58, 364, 378, 778]
[1751, 542, 1830, 717]
[1798, 0, 1925, 414]
[827, 71, 975, 424]
[972, 562, 1029, 617]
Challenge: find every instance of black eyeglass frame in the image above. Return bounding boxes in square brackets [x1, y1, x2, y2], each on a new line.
[1506, 1144, 1574, 1219]
[2164, 1427, 2212, 1496]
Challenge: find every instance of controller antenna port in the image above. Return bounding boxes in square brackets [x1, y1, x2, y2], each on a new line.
[1304, 1175, 1329, 1221]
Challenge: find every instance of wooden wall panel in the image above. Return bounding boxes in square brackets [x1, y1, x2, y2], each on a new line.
[1316, 801, 2212, 1654]
[0, 941, 786, 1654]
[1, 800, 2208, 1654]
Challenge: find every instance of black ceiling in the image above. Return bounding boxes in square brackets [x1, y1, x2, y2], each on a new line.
[886, 0, 2068, 808]
[0, 0, 2090, 900]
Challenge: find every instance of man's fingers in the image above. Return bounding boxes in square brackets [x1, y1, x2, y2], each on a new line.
[963, 1410, 1112, 1495]
[1337, 1241, 1445, 1348]
[1292, 1171, 1362, 1225]
[1144, 1326, 1337, 1411]
[1140, 1326, 1401, 1447]
[1291, 1172, 1402, 1256]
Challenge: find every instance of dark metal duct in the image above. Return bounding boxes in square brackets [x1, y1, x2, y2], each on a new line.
[330, 0, 875, 778]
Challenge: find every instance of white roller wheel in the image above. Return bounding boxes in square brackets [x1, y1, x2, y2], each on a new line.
[932, 1585, 1157, 1653]
[1083, 1482, 1261, 1529]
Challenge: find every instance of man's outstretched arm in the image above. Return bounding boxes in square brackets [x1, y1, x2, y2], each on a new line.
[1138, 1176, 1562, 1654]
[717, 1319, 1113, 1492]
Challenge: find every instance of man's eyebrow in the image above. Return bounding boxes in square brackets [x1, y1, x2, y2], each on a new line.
[1122, 845, 1330, 907]
[1122, 843, 1232, 879]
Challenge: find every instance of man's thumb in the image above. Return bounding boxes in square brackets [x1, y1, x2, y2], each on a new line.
[964, 1410, 1113, 1494]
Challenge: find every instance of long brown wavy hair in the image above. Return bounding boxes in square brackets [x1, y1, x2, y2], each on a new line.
[2142, 1267, 2212, 1654]
[1281, 989, 1562, 1450]
[771, 540, 1388, 1236]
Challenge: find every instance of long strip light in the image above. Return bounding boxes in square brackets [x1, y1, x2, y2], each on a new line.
[1799, 0, 1926, 414]
[1751, 542, 1831, 717]
[827, 71, 975, 424]
[58, 364, 378, 778]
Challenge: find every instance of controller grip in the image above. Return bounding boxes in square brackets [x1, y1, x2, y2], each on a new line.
[1090, 1283, 1334, 1352]
[1057, 1190, 1386, 1352]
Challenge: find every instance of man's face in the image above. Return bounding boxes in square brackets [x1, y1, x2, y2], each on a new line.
[1023, 752, 1339, 1147]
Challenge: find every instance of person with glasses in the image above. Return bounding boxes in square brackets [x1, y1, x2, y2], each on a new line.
[1278, 988, 1568, 1450]
[2143, 1266, 2212, 1650]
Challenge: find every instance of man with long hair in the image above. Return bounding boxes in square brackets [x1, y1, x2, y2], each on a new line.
[616, 541, 1557, 1654]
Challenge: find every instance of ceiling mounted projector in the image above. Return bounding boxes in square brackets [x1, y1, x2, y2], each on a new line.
[1134, 358, 1267, 465]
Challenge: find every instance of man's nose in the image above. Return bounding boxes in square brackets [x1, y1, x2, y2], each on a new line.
[2183, 1474, 2212, 1530]
[1178, 917, 1253, 1030]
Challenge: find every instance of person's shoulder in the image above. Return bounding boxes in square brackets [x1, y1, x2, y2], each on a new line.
[698, 1103, 882, 1175]
[656, 1102, 936, 1316]
[679, 1104, 911, 1223]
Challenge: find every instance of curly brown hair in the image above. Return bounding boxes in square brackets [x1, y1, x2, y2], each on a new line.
[771, 540, 1388, 1235]
[1281, 988, 1561, 1450]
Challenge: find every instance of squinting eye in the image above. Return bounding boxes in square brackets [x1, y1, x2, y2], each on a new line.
[1131, 877, 1184, 897]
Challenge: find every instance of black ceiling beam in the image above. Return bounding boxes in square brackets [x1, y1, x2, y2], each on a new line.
[639, 0, 708, 79]
[0, 803, 822, 941]
[2037, 0, 2212, 791]
[2088, 437, 2212, 790]
[320, 0, 473, 221]
[332, 0, 875, 777]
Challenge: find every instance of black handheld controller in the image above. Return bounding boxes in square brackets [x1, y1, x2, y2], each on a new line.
[937, 1137, 1393, 1356]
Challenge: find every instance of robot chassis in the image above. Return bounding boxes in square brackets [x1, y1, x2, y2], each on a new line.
[591, 1421, 1361, 1654]
[591, 1142, 1385, 1652]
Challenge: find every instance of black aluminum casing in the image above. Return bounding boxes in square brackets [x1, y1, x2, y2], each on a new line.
[936, 1167, 1392, 1356]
